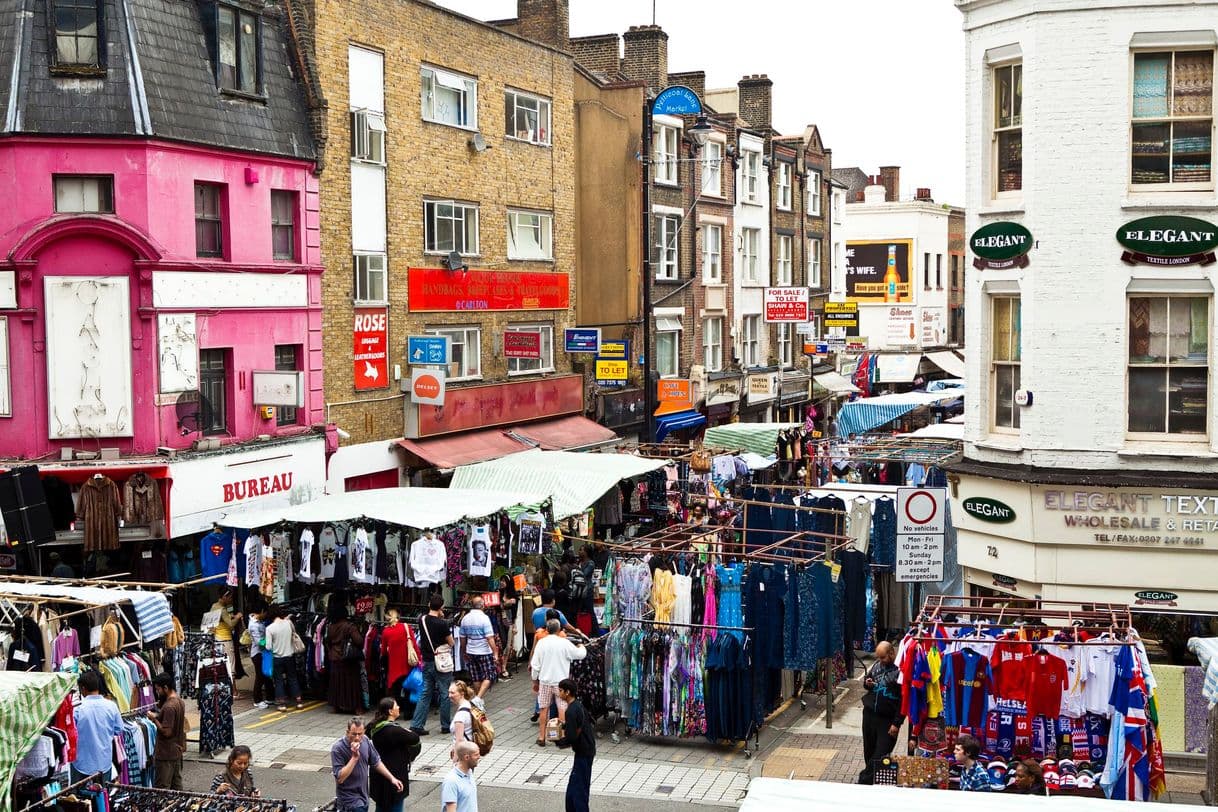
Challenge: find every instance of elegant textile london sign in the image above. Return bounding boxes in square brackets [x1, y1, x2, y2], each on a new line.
[408, 268, 571, 311]
[970, 221, 1033, 269]
[1117, 216, 1218, 267]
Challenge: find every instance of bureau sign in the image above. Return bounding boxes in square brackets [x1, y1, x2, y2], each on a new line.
[962, 496, 1016, 524]
[1118, 215, 1218, 266]
[969, 221, 1033, 269]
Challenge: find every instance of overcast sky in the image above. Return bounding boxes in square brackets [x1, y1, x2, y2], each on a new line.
[433, 0, 966, 204]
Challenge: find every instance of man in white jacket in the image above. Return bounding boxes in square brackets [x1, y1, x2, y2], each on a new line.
[529, 619, 586, 747]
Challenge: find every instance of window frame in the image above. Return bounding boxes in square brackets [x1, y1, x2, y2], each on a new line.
[656, 327, 680, 379]
[1127, 295, 1210, 438]
[352, 252, 387, 305]
[350, 109, 387, 165]
[807, 169, 822, 216]
[653, 212, 680, 281]
[741, 227, 761, 283]
[1129, 48, 1215, 190]
[701, 141, 723, 197]
[427, 325, 482, 382]
[420, 65, 478, 130]
[199, 348, 229, 436]
[776, 322, 793, 369]
[215, 4, 262, 96]
[424, 199, 480, 257]
[776, 162, 792, 210]
[653, 124, 679, 185]
[506, 208, 554, 261]
[505, 323, 555, 376]
[702, 317, 723, 372]
[504, 88, 552, 146]
[274, 344, 300, 426]
[992, 61, 1023, 197]
[741, 314, 761, 368]
[776, 234, 793, 286]
[194, 181, 225, 258]
[808, 237, 822, 288]
[741, 150, 761, 203]
[270, 189, 296, 262]
[990, 296, 1022, 433]
[53, 174, 114, 213]
[702, 222, 722, 284]
[0, 317, 9, 417]
[50, 0, 103, 71]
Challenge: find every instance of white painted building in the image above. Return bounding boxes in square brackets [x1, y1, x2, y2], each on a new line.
[733, 130, 770, 369]
[953, 0, 1218, 614]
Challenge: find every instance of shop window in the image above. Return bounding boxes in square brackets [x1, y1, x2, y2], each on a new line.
[776, 162, 792, 210]
[741, 315, 761, 368]
[507, 209, 553, 260]
[271, 190, 296, 261]
[215, 4, 261, 94]
[54, 175, 113, 213]
[1128, 296, 1209, 435]
[656, 319, 680, 378]
[777, 322, 793, 369]
[776, 235, 792, 286]
[703, 317, 723, 372]
[421, 65, 477, 129]
[51, 0, 102, 69]
[194, 182, 224, 258]
[993, 62, 1022, 194]
[652, 213, 680, 281]
[653, 125, 679, 184]
[353, 252, 386, 304]
[702, 223, 722, 283]
[424, 200, 479, 256]
[741, 150, 760, 203]
[991, 297, 1021, 430]
[506, 324, 553, 375]
[427, 325, 481, 381]
[274, 344, 299, 426]
[504, 88, 551, 145]
[1131, 50, 1213, 187]
[936, 254, 943, 289]
[199, 348, 228, 435]
[807, 169, 821, 215]
[0, 317, 9, 416]
[701, 141, 722, 196]
[808, 237, 822, 288]
[741, 227, 760, 282]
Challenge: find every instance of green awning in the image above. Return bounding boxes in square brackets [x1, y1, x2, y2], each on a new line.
[702, 422, 802, 456]
[0, 672, 77, 812]
[450, 449, 668, 519]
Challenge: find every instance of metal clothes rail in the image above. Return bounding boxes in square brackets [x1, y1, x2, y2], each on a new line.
[810, 435, 962, 466]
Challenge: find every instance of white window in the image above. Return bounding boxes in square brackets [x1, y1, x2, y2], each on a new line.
[992, 296, 1021, 430]
[741, 315, 761, 368]
[808, 237, 822, 287]
[1128, 296, 1209, 436]
[507, 209, 553, 260]
[833, 190, 843, 224]
[776, 162, 792, 210]
[353, 252, 386, 304]
[54, 175, 114, 213]
[504, 88, 551, 145]
[350, 109, 386, 164]
[653, 213, 680, 280]
[506, 323, 554, 375]
[702, 317, 723, 372]
[1131, 50, 1213, 187]
[741, 150, 760, 202]
[807, 169, 822, 215]
[776, 322, 793, 369]
[702, 223, 722, 283]
[741, 227, 761, 283]
[653, 124, 678, 184]
[0, 317, 9, 416]
[701, 141, 723, 196]
[656, 317, 681, 378]
[776, 235, 792, 286]
[994, 62, 1022, 193]
[424, 200, 479, 255]
[421, 65, 477, 129]
[427, 325, 481, 381]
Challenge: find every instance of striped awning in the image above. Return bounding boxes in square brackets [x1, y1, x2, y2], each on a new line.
[835, 391, 964, 437]
[0, 672, 76, 812]
[655, 409, 706, 441]
[703, 423, 802, 456]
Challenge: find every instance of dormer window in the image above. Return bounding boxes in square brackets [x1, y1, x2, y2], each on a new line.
[51, 0, 102, 70]
[216, 4, 260, 94]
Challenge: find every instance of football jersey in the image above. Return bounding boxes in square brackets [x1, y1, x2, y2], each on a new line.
[907, 646, 933, 732]
[944, 648, 993, 728]
[1024, 651, 1069, 720]
[926, 646, 944, 718]
[1049, 643, 1086, 718]
[1083, 642, 1120, 716]
[990, 639, 1033, 702]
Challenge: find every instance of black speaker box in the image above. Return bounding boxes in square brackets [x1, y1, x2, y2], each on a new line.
[0, 465, 56, 544]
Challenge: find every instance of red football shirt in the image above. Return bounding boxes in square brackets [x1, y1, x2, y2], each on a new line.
[990, 639, 1033, 702]
[1024, 651, 1069, 720]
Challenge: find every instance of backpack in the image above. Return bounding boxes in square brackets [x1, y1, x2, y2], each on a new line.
[568, 567, 588, 602]
[469, 705, 496, 755]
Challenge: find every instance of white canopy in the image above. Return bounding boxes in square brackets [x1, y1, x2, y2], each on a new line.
[220, 487, 549, 531]
[903, 421, 964, 440]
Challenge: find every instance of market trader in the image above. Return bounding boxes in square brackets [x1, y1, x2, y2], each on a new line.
[72, 670, 124, 783]
[857, 640, 905, 785]
[531, 589, 580, 638]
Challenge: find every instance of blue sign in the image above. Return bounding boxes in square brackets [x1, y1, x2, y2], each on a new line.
[564, 328, 601, 354]
[652, 85, 703, 116]
[407, 335, 449, 366]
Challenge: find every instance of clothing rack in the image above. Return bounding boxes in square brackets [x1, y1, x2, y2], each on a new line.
[809, 435, 961, 466]
[621, 616, 755, 633]
[16, 772, 105, 811]
[104, 782, 289, 812]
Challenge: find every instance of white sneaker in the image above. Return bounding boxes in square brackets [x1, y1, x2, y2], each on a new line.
[254, 701, 271, 709]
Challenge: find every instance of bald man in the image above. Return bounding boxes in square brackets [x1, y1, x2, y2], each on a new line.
[858, 641, 905, 785]
[442, 741, 481, 812]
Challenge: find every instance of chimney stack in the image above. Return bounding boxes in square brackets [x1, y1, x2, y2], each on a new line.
[516, 0, 570, 52]
[879, 165, 900, 202]
[667, 71, 706, 102]
[570, 34, 620, 75]
[621, 25, 668, 91]
[915, 187, 933, 202]
[737, 74, 772, 130]
[864, 184, 887, 204]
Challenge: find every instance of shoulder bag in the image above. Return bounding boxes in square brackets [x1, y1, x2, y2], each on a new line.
[421, 614, 454, 673]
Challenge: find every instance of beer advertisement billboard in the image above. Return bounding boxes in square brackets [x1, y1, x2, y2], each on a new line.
[844, 240, 913, 303]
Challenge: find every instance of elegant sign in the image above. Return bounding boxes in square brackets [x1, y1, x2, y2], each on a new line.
[652, 85, 703, 116]
[564, 328, 601, 354]
[407, 268, 571, 311]
[406, 374, 583, 438]
[503, 331, 542, 359]
[407, 335, 449, 366]
[1117, 216, 1218, 267]
[1037, 486, 1216, 548]
[845, 241, 913, 303]
[764, 287, 810, 323]
[251, 370, 305, 407]
[970, 221, 1033, 269]
[963, 496, 1016, 524]
[595, 359, 628, 386]
[1133, 589, 1179, 607]
[410, 368, 446, 406]
[657, 379, 692, 403]
[354, 308, 389, 390]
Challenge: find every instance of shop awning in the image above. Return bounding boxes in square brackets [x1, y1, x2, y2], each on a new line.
[812, 370, 861, 396]
[703, 422, 801, 455]
[396, 429, 532, 470]
[449, 449, 668, 519]
[509, 416, 618, 451]
[655, 409, 705, 441]
[221, 487, 548, 531]
[0, 671, 77, 812]
[875, 353, 922, 383]
[835, 390, 965, 437]
[924, 350, 966, 378]
[902, 421, 964, 440]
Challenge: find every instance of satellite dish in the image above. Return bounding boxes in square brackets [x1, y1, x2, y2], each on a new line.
[174, 391, 201, 435]
[443, 251, 468, 273]
[467, 132, 489, 153]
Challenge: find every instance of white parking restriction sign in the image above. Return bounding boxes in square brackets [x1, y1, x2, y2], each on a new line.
[896, 487, 947, 534]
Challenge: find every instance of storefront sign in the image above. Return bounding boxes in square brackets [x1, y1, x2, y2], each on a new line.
[963, 497, 1016, 524]
[657, 379, 692, 403]
[407, 268, 570, 312]
[595, 359, 628, 386]
[970, 221, 1033, 269]
[504, 331, 542, 359]
[992, 573, 1019, 588]
[598, 340, 629, 361]
[747, 373, 775, 404]
[1133, 589, 1179, 607]
[1118, 216, 1218, 267]
[764, 287, 810, 323]
[704, 376, 742, 407]
[405, 374, 583, 438]
[407, 335, 449, 366]
[778, 374, 810, 406]
[920, 308, 945, 348]
[410, 368, 446, 406]
[1038, 486, 1218, 548]
[251, 370, 304, 407]
[564, 328, 601, 354]
[652, 85, 703, 116]
[354, 308, 389, 390]
[598, 388, 645, 429]
[845, 240, 913, 303]
[885, 307, 917, 346]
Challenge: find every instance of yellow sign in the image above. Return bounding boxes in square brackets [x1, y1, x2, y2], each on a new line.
[824, 302, 858, 314]
[595, 360, 628, 381]
[599, 340, 628, 360]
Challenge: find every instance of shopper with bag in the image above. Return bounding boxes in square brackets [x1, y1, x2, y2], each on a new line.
[327, 606, 366, 714]
[245, 603, 272, 710]
[410, 594, 455, 736]
[380, 610, 419, 698]
[266, 605, 305, 711]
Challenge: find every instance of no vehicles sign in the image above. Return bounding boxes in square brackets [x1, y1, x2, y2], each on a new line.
[896, 487, 947, 583]
[896, 487, 946, 534]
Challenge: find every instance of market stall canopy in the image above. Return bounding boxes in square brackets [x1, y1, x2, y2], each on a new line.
[654, 408, 706, 441]
[924, 349, 966, 378]
[902, 421, 964, 440]
[0, 671, 77, 812]
[449, 449, 668, 519]
[812, 369, 860, 396]
[703, 423, 801, 456]
[0, 581, 174, 641]
[508, 415, 618, 451]
[835, 390, 964, 437]
[396, 428, 532, 469]
[220, 487, 548, 531]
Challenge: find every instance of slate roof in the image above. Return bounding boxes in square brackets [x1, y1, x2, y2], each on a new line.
[833, 166, 871, 202]
[0, 0, 314, 160]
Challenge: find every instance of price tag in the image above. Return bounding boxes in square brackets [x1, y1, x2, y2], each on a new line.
[141, 551, 153, 559]
[828, 562, 842, 583]
[89, 626, 102, 648]
[12, 649, 29, 663]
[758, 581, 765, 592]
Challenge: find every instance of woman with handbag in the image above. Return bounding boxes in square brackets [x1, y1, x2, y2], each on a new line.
[326, 606, 365, 714]
[266, 605, 305, 711]
[380, 609, 420, 697]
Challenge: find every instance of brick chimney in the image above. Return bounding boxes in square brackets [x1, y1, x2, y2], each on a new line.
[879, 165, 900, 202]
[570, 33, 620, 75]
[517, 0, 569, 51]
[738, 74, 772, 130]
[621, 25, 668, 91]
[667, 71, 705, 101]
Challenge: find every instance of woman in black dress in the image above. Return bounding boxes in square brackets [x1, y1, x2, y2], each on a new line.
[326, 606, 365, 713]
[368, 697, 421, 812]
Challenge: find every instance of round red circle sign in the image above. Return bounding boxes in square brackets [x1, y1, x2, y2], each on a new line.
[904, 490, 937, 525]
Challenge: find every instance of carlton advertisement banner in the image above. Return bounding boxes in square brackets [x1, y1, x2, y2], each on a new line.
[844, 240, 913, 303]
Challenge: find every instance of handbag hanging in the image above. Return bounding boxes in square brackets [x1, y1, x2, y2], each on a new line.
[421, 614, 454, 673]
[406, 625, 421, 668]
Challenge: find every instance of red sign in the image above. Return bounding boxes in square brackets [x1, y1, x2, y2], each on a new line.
[764, 287, 810, 323]
[353, 308, 389, 390]
[411, 374, 583, 437]
[504, 331, 542, 359]
[222, 473, 294, 504]
[408, 268, 571, 312]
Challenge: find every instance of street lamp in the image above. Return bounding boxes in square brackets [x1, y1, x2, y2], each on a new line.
[687, 115, 713, 150]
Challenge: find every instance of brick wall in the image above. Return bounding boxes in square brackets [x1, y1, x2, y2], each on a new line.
[738, 74, 773, 134]
[570, 34, 620, 76]
[621, 25, 668, 90]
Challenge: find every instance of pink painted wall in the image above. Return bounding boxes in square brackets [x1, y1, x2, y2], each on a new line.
[0, 136, 324, 459]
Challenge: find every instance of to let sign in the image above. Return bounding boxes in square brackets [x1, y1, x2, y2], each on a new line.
[354, 308, 389, 390]
[1117, 215, 1218, 267]
[598, 340, 630, 360]
[764, 287, 810, 323]
[595, 359, 628, 386]
[504, 331, 542, 359]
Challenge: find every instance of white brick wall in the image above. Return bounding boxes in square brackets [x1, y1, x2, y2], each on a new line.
[958, 0, 1218, 472]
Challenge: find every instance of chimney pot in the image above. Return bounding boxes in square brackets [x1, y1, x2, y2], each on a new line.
[879, 165, 900, 202]
[516, 0, 569, 51]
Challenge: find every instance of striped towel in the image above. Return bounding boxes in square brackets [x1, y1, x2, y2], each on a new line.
[1187, 636, 1218, 708]
[129, 592, 174, 642]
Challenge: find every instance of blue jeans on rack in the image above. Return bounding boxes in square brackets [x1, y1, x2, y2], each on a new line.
[411, 660, 452, 731]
